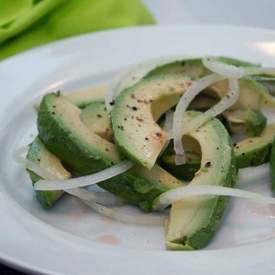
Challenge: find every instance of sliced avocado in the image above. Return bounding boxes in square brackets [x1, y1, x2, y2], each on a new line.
[224, 109, 267, 136]
[188, 94, 218, 111]
[112, 74, 196, 169]
[270, 139, 275, 193]
[256, 77, 275, 96]
[154, 112, 237, 250]
[208, 78, 275, 109]
[66, 83, 108, 108]
[147, 59, 208, 79]
[38, 93, 183, 211]
[234, 124, 275, 168]
[38, 93, 120, 174]
[161, 152, 201, 181]
[80, 102, 112, 141]
[26, 137, 71, 208]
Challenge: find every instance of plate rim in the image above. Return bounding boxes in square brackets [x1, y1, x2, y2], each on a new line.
[1, 23, 275, 274]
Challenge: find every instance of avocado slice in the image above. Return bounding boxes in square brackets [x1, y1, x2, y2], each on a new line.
[208, 78, 275, 109]
[38, 92, 183, 211]
[156, 113, 237, 250]
[270, 139, 275, 193]
[26, 137, 71, 208]
[112, 74, 198, 169]
[224, 109, 267, 137]
[235, 124, 275, 168]
[80, 101, 112, 141]
[66, 83, 108, 108]
[147, 59, 208, 79]
[160, 152, 201, 181]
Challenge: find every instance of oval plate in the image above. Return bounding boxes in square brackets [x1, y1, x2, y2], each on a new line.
[0, 25, 275, 275]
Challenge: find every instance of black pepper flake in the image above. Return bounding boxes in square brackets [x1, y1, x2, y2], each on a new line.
[124, 118, 127, 121]
[105, 148, 109, 152]
[51, 111, 56, 115]
[155, 132, 162, 138]
[37, 158, 41, 162]
[97, 114, 102, 118]
[109, 100, 115, 106]
[241, 152, 245, 156]
[145, 137, 149, 141]
[52, 105, 56, 108]
[117, 125, 124, 130]
[136, 117, 143, 122]
[216, 147, 220, 150]
[205, 161, 212, 168]
[132, 106, 138, 111]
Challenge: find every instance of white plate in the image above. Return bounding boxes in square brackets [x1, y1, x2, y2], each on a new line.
[0, 25, 275, 275]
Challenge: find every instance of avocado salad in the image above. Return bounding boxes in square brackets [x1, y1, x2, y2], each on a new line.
[16, 56, 275, 250]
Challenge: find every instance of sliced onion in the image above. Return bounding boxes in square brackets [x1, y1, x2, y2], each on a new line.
[34, 160, 134, 191]
[67, 189, 164, 225]
[66, 188, 124, 206]
[173, 73, 224, 164]
[203, 57, 275, 78]
[13, 147, 57, 180]
[154, 185, 275, 211]
[202, 57, 246, 78]
[163, 110, 174, 138]
[159, 110, 174, 156]
[181, 78, 240, 135]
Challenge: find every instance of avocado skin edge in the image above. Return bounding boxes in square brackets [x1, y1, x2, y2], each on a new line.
[235, 145, 271, 169]
[166, 151, 238, 250]
[26, 137, 63, 209]
[270, 139, 275, 194]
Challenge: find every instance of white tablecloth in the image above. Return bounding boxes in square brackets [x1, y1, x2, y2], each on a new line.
[144, 0, 275, 30]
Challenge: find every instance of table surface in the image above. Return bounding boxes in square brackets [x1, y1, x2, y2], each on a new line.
[2, 0, 275, 274]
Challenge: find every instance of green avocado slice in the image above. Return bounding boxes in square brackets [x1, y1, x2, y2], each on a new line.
[208, 78, 275, 109]
[26, 136, 71, 208]
[156, 113, 237, 250]
[66, 83, 108, 108]
[224, 109, 267, 137]
[112, 74, 196, 169]
[38, 92, 183, 211]
[270, 139, 275, 193]
[235, 124, 275, 168]
[80, 101, 112, 141]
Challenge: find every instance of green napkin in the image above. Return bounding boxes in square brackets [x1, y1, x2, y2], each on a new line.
[0, 0, 154, 60]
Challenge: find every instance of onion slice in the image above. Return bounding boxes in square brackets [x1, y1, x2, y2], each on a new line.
[13, 147, 57, 180]
[202, 57, 246, 78]
[181, 78, 240, 135]
[202, 57, 275, 78]
[173, 73, 224, 164]
[34, 160, 134, 191]
[67, 189, 164, 225]
[66, 188, 124, 206]
[153, 184, 275, 211]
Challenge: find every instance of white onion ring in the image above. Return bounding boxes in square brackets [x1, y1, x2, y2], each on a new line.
[172, 73, 224, 164]
[34, 160, 134, 191]
[153, 184, 275, 211]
